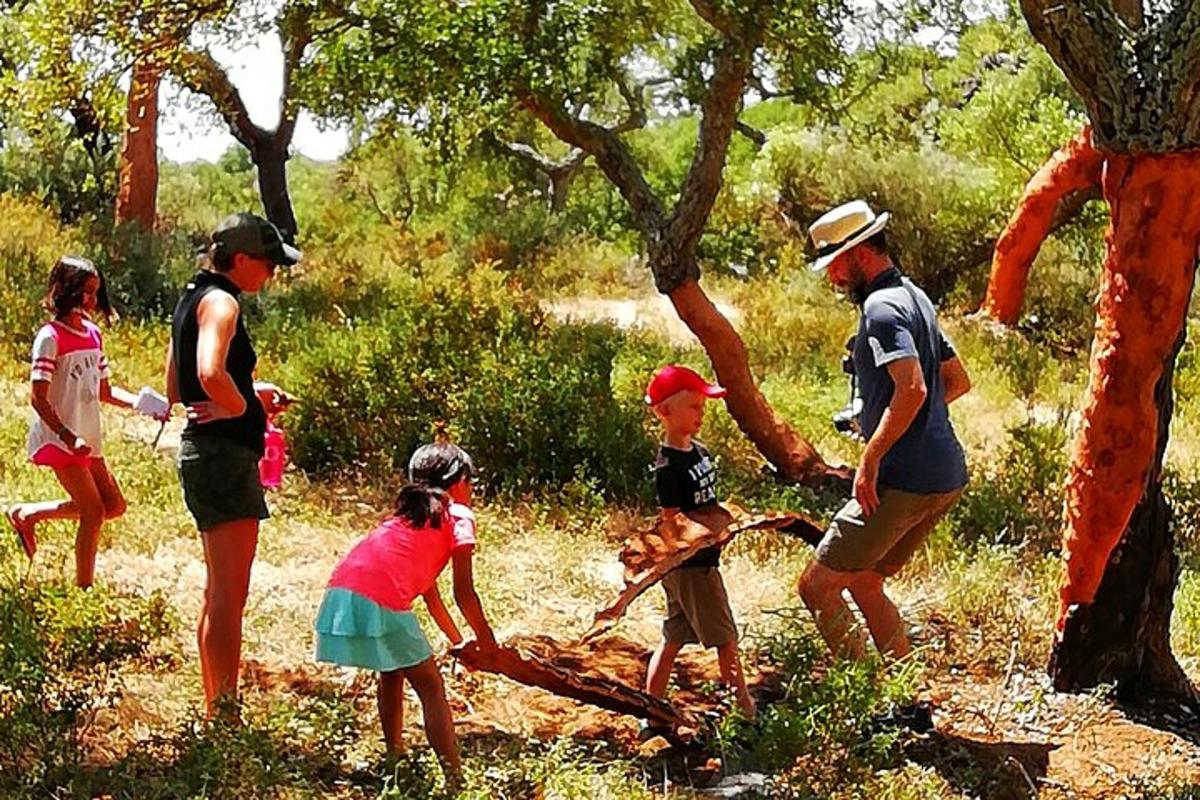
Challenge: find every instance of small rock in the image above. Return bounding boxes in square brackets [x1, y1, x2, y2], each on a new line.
[637, 735, 671, 757]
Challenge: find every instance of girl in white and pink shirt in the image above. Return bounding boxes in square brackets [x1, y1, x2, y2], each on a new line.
[6, 256, 166, 587]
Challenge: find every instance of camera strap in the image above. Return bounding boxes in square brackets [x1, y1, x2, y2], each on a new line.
[900, 278, 940, 374]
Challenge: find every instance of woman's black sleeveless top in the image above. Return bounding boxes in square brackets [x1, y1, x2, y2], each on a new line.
[171, 271, 265, 454]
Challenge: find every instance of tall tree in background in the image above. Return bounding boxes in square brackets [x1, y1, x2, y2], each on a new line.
[110, 2, 228, 229]
[0, 0, 124, 221]
[170, 1, 347, 242]
[983, 0, 1200, 706]
[0, 0, 227, 227]
[308, 0, 851, 485]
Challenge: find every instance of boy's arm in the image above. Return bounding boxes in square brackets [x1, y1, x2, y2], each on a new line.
[422, 584, 463, 646]
[451, 548, 496, 648]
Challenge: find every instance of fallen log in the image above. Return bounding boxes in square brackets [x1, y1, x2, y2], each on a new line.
[452, 635, 695, 730]
[585, 503, 825, 641]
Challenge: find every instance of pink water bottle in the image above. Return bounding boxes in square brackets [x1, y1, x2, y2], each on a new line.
[259, 415, 287, 489]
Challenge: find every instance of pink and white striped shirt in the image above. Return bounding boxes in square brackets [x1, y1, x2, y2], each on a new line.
[27, 319, 111, 460]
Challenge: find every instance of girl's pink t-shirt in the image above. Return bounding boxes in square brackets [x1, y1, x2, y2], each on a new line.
[327, 503, 477, 612]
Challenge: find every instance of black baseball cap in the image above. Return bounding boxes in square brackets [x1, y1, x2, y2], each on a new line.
[211, 213, 302, 266]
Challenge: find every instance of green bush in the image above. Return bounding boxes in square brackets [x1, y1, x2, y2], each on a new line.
[948, 416, 1068, 549]
[717, 614, 919, 797]
[0, 194, 83, 353]
[277, 262, 655, 501]
[758, 126, 1004, 303]
[87, 220, 198, 321]
[0, 575, 172, 795]
[95, 693, 360, 800]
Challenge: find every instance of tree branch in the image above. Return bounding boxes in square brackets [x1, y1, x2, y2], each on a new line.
[175, 48, 269, 152]
[734, 119, 766, 149]
[1112, 0, 1144, 31]
[688, 0, 737, 37]
[518, 86, 665, 236]
[277, 5, 316, 145]
[666, 35, 755, 256]
[610, 70, 647, 134]
[1018, 0, 1136, 146]
[494, 137, 589, 177]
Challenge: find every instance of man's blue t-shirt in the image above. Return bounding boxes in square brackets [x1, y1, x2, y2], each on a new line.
[853, 267, 968, 494]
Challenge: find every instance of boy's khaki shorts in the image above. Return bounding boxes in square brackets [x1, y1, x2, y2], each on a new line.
[816, 487, 962, 576]
[661, 567, 738, 647]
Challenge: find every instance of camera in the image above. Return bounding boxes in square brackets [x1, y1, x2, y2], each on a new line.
[832, 335, 863, 440]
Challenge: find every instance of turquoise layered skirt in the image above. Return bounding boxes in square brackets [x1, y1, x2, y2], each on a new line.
[314, 588, 433, 672]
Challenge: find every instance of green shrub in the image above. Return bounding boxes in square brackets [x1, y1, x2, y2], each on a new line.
[716, 614, 920, 798]
[949, 416, 1068, 549]
[278, 262, 655, 501]
[0, 194, 83, 353]
[758, 126, 1004, 303]
[96, 693, 360, 800]
[85, 220, 198, 321]
[0, 575, 173, 795]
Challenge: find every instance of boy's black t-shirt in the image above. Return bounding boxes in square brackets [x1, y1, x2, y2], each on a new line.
[654, 441, 720, 568]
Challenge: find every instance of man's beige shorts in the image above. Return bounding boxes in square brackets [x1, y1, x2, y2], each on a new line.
[661, 567, 738, 647]
[816, 488, 963, 575]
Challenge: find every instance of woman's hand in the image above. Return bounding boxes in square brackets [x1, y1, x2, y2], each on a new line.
[186, 400, 244, 424]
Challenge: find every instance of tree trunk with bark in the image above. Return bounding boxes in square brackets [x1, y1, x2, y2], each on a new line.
[115, 58, 162, 229]
[1049, 321, 1195, 706]
[1049, 153, 1200, 703]
[1013, 0, 1200, 704]
[667, 281, 846, 484]
[518, 3, 847, 487]
[981, 127, 1103, 324]
[251, 137, 298, 244]
[174, 12, 311, 242]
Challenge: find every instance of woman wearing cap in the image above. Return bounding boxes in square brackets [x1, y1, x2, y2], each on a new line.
[165, 212, 301, 717]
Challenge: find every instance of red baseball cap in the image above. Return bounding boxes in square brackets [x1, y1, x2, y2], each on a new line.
[645, 364, 726, 406]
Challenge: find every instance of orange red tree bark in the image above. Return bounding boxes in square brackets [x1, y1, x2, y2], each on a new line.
[986, 0, 1200, 703]
[114, 58, 162, 230]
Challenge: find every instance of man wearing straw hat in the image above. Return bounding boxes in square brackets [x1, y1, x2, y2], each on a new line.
[797, 200, 971, 661]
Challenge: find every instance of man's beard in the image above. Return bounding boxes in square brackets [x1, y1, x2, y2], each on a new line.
[846, 266, 871, 306]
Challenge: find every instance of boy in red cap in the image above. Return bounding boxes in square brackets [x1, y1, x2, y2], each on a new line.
[642, 364, 756, 723]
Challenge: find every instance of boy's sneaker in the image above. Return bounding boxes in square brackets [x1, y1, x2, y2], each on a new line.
[6, 507, 35, 560]
[637, 718, 672, 743]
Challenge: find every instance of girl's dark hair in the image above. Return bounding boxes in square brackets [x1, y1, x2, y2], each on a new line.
[407, 442, 475, 490]
[392, 484, 449, 528]
[43, 255, 114, 321]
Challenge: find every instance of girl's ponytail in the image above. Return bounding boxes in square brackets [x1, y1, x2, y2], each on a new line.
[393, 484, 449, 529]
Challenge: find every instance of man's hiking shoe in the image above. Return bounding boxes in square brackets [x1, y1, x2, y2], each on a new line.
[6, 507, 35, 560]
[867, 700, 935, 735]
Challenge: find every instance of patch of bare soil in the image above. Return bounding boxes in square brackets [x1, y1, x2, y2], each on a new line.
[543, 295, 741, 346]
[916, 673, 1200, 798]
[236, 636, 1200, 798]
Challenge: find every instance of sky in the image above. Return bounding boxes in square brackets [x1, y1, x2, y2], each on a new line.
[157, 36, 349, 164]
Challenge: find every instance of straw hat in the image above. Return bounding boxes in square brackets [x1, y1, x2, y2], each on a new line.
[808, 200, 890, 272]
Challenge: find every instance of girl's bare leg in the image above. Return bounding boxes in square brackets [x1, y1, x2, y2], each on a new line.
[403, 658, 461, 783]
[378, 669, 406, 757]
